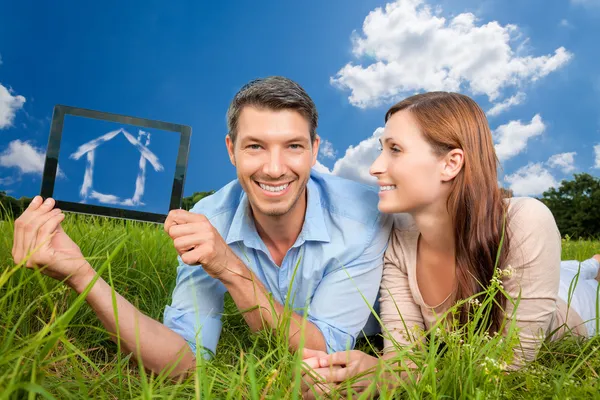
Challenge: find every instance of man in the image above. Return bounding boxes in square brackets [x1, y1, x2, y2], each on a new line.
[12, 76, 391, 377]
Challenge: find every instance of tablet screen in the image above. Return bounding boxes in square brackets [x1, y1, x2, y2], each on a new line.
[41, 105, 191, 223]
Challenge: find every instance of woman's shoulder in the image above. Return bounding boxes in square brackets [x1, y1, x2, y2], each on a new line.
[505, 197, 557, 231]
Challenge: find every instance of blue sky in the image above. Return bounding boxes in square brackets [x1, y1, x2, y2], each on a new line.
[1, 0, 599, 204]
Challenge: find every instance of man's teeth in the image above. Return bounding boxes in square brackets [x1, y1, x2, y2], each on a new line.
[259, 182, 290, 192]
[380, 185, 397, 191]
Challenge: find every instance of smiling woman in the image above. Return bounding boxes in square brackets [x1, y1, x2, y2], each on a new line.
[301, 91, 600, 399]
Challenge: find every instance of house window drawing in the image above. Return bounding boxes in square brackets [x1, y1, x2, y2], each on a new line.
[69, 128, 164, 206]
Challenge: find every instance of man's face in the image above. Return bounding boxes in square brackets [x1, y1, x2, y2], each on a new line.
[226, 106, 320, 218]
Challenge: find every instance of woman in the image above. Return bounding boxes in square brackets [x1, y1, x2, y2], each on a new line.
[301, 92, 600, 398]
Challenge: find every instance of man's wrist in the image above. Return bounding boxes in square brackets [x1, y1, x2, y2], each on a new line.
[66, 262, 97, 293]
[217, 257, 250, 286]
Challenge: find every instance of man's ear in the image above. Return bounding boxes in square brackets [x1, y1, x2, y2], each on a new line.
[441, 148, 464, 182]
[311, 135, 321, 167]
[225, 135, 236, 166]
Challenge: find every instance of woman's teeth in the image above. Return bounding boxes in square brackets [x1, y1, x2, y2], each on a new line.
[380, 185, 397, 191]
[259, 182, 290, 192]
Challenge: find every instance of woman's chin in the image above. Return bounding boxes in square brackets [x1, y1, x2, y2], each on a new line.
[378, 202, 406, 214]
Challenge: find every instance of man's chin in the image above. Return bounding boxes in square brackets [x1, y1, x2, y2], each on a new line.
[254, 204, 292, 218]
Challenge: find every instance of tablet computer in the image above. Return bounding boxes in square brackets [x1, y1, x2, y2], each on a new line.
[40, 105, 191, 223]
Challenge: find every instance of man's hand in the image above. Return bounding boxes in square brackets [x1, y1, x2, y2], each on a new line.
[12, 196, 92, 288]
[164, 209, 240, 279]
[300, 350, 380, 399]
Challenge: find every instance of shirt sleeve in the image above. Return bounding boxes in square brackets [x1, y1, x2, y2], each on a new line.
[306, 214, 392, 353]
[503, 197, 562, 369]
[379, 229, 426, 354]
[163, 257, 227, 359]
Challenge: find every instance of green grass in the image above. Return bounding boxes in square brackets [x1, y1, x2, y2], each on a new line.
[0, 214, 599, 399]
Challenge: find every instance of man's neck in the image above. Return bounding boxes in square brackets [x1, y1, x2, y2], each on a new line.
[251, 189, 308, 265]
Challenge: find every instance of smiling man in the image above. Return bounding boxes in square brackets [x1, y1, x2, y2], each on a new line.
[11, 76, 391, 377]
[163, 76, 392, 359]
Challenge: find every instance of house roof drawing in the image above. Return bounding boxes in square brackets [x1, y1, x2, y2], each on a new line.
[69, 128, 164, 206]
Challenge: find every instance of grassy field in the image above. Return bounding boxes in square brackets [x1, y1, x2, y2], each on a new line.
[0, 214, 599, 399]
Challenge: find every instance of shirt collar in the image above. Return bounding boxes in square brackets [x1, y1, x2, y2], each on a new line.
[225, 176, 331, 248]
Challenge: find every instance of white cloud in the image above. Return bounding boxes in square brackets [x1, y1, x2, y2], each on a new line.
[547, 152, 576, 174]
[0, 139, 65, 178]
[0, 84, 26, 129]
[0, 140, 46, 174]
[571, 0, 600, 7]
[89, 191, 121, 205]
[493, 114, 545, 162]
[504, 162, 558, 196]
[312, 160, 332, 174]
[559, 19, 573, 28]
[0, 176, 16, 186]
[319, 139, 337, 159]
[487, 92, 526, 117]
[329, 127, 384, 185]
[331, 0, 572, 108]
[594, 144, 600, 169]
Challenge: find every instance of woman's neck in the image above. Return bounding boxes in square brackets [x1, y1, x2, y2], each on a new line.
[412, 200, 455, 256]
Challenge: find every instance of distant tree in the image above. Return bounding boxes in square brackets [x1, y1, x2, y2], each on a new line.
[0, 192, 33, 219]
[0, 189, 215, 220]
[181, 190, 215, 211]
[539, 173, 600, 238]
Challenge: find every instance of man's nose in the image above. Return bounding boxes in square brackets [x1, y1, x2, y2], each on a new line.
[264, 149, 286, 178]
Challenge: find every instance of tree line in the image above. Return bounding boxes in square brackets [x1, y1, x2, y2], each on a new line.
[0, 190, 215, 220]
[1, 173, 599, 238]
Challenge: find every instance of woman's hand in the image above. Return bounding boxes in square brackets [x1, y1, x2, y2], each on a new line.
[301, 349, 380, 399]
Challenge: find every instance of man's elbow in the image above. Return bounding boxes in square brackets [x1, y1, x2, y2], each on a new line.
[142, 346, 197, 379]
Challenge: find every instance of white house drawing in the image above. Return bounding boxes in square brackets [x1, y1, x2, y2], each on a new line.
[69, 128, 164, 206]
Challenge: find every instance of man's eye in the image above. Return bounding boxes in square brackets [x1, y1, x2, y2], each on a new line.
[247, 144, 262, 150]
[289, 144, 303, 150]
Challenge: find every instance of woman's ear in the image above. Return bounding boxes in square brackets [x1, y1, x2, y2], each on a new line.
[441, 149, 464, 182]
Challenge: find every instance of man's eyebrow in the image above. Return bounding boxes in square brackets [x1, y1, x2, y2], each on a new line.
[239, 136, 265, 144]
[240, 135, 311, 144]
[285, 136, 311, 143]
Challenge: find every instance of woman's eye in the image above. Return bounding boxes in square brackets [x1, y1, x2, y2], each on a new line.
[391, 146, 401, 153]
[377, 145, 383, 152]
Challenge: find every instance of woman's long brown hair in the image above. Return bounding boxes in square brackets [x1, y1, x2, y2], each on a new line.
[385, 92, 510, 334]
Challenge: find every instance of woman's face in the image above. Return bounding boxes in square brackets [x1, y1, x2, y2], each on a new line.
[370, 110, 449, 214]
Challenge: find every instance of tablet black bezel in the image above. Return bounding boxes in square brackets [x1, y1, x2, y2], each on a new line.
[40, 105, 191, 223]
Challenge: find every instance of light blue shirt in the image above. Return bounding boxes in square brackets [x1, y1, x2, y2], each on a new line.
[163, 170, 392, 358]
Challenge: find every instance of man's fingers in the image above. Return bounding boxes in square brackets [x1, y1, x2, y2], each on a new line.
[173, 234, 201, 255]
[318, 351, 353, 368]
[34, 212, 65, 248]
[168, 223, 205, 240]
[164, 210, 207, 233]
[180, 245, 205, 266]
[23, 208, 61, 257]
[311, 366, 349, 384]
[27, 212, 65, 268]
[16, 198, 58, 264]
[303, 377, 337, 399]
[302, 357, 322, 370]
[302, 348, 328, 360]
[13, 196, 43, 263]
